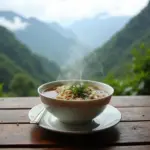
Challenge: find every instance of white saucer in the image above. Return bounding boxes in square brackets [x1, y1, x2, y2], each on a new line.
[28, 104, 121, 134]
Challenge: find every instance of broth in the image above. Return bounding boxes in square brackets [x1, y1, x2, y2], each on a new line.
[42, 83, 109, 100]
[43, 90, 58, 98]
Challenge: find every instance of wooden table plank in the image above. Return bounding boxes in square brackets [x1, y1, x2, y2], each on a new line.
[1, 96, 150, 149]
[0, 97, 40, 109]
[0, 107, 150, 123]
[0, 96, 150, 109]
[111, 96, 150, 107]
[0, 122, 150, 146]
[120, 107, 150, 121]
[1, 146, 150, 150]
[0, 110, 29, 123]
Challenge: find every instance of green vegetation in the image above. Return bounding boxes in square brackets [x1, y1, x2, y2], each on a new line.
[81, 1, 150, 95]
[103, 44, 150, 95]
[0, 25, 60, 97]
[1, 1, 150, 97]
[84, 1, 150, 78]
[0, 84, 4, 96]
[9, 73, 37, 96]
[0, 11, 88, 65]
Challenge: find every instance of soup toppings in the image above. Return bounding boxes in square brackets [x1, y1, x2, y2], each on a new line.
[55, 83, 108, 100]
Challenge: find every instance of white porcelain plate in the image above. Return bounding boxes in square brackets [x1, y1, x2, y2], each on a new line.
[28, 104, 121, 134]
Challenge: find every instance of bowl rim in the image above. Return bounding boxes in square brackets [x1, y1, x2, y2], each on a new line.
[37, 79, 114, 102]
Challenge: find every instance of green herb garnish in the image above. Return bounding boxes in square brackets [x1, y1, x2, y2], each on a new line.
[69, 83, 88, 99]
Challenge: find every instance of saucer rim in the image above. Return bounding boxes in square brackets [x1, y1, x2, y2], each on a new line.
[29, 104, 122, 134]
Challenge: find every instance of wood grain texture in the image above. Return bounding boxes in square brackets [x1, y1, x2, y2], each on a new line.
[0, 122, 150, 146]
[120, 107, 150, 121]
[1, 146, 150, 150]
[0, 96, 150, 109]
[0, 96, 150, 149]
[0, 110, 29, 123]
[0, 97, 40, 109]
[111, 96, 150, 107]
[0, 107, 150, 123]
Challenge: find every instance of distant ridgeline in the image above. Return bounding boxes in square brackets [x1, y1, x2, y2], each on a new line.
[83, 1, 150, 95]
[0, 26, 60, 96]
[0, 11, 90, 66]
[85, 1, 150, 78]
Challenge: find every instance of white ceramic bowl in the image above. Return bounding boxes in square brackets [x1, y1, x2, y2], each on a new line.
[38, 80, 114, 124]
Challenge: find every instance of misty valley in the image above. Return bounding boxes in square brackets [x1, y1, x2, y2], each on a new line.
[0, 1, 150, 97]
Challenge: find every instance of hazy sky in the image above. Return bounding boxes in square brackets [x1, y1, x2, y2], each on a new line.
[0, 0, 149, 25]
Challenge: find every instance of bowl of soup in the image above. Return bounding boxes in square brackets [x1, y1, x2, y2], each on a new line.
[38, 80, 114, 124]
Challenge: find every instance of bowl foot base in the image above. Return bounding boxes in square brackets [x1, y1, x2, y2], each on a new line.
[59, 120, 93, 125]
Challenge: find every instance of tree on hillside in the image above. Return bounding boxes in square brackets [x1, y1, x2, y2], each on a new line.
[131, 44, 150, 94]
[9, 73, 37, 96]
[103, 44, 150, 95]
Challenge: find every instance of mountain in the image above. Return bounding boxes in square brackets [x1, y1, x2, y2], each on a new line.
[0, 11, 27, 21]
[0, 11, 90, 66]
[50, 22, 77, 39]
[0, 25, 60, 95]
[69, 14, 130, 48]
[84, 1, 150, 78]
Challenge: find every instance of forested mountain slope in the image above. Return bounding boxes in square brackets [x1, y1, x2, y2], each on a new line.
[86, 1, 150, 77]
[0, 26, 60, 96]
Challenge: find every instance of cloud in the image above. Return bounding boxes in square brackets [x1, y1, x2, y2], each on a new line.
[0, 16, 29, 31]
[0, 0, 149, 25]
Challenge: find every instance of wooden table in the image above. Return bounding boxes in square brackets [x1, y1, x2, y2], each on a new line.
[0, 96, 150, 150]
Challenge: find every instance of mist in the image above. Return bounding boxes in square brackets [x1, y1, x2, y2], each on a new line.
[0, 16, 29, 31]
[57, 50, 104, 81]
